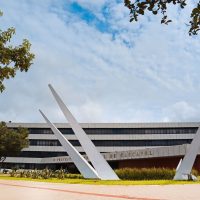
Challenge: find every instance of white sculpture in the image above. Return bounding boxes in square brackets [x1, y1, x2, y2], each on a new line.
[39, 109, 100, 179]
[174, 127, 200, 180]
[48, 84, 119, 180]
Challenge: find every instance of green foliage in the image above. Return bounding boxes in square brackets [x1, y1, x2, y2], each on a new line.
[40, 168, 53, 179]
[115, 168, 199, 180]
[10, 169, 16, 177]
[115, 168, 174, 180]
[19, 170, 26, 178]
[8, 168, 199, 181]
[55, 168, 65, 179]
[0, 122, 29, 161]
[9, 169, 83, 180]
[189, 2, 200, 35]
[124, 0, 200, 35]
[31, 170, 40, 179]
[0, 10, 35, 92]
[64, 173, 84, 179]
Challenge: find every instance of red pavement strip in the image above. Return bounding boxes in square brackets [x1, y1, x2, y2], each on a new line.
[0, 182, 164, 200]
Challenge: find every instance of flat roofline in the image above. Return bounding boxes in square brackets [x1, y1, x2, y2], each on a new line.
[6, 122, 200, 128]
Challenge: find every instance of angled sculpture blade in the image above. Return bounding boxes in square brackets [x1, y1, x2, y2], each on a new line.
[176, 158, 182, 171]
[174, 127, 200, 180]
[48, 84, 119, 180]
[39, 109, 100, 179]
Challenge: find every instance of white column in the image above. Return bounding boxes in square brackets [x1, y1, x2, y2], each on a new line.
[48, 84, 119, 180]
[39, 109, 100, 179]
[174, 127, 200, 180]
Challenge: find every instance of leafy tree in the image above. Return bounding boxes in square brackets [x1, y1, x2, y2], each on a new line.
[0, 10, 35, 92]
[0, 122, 29, 163]
[124, 0, 200, 35]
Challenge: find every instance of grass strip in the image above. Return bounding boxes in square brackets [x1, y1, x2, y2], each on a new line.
[0, 175, 200, 185]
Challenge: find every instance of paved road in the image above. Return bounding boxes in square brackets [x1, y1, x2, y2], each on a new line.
[0, 180, 200, 200]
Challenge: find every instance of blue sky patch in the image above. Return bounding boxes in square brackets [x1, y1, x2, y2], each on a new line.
[68, 2, 109, 33]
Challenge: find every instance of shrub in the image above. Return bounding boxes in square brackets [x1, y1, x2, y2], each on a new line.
[9, 167, 198, 180]
[40, 168, 52, 179]
[55, 169, 65, 179]
[31, 170, 40, 179]
[19, 170, 26, 178]
[26, 170, 31, 178]
[10, 169, 16, 177]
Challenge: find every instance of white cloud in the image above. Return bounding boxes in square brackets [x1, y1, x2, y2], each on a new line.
[162, 101, 200, 122]
[70, 100, 104, 122]
[0, 0, 200, 123]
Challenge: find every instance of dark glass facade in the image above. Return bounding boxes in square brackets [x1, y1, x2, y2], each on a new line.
[29, 139, 192, 147]
[19, 151, 68, 158]
[28, 127, 198, 135]
[14, 127, 196, 158]
[29, 140, 61, 146]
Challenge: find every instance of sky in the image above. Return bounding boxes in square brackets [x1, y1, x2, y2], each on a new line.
[0, 0, 200, 123]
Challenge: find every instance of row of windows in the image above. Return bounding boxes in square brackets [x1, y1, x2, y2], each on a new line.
[19, 151, 68, 158]
[18, 151, 87, 158]
[29, 140, 61, 146]
[29, 139, 192, 147]
[28, 128, 198, 135]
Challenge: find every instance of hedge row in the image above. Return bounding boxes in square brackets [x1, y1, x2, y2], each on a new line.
[115, 168, 199, 180]
[10, 169, 83, 179]
[9, 168, 199, 180]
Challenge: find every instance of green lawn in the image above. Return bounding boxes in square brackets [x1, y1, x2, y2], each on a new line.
[0, 175, 200, 185]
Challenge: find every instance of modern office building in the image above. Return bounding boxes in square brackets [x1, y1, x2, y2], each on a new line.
[3, 122, 200, 172]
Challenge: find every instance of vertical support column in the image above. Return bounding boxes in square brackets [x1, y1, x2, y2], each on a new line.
[39, 109, 100, 179]
[174, 127, 200, 180]
[48, 84, 119, 180]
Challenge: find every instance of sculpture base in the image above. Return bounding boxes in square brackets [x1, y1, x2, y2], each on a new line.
[173, 173, 197, 181]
